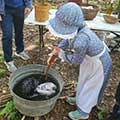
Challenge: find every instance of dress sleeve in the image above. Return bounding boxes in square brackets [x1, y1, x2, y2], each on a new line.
[63, 33, 89, 64]
[58, 39, 69, 50]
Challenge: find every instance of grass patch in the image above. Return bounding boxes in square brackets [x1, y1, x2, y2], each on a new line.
[0, 100, 21, 120]
[0, 68, 6, 76]
[97, 105, 108, 120]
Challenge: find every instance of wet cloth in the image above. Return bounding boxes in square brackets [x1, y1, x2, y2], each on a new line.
[36, 82, 57, 96]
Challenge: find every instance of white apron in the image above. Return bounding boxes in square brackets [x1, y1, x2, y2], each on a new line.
[76, 44, 107, 113]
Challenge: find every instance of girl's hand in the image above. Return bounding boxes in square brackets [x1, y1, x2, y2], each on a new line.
[47, 55, 57, 66]
[48, 45, 60, 56]
[47, 46, 60, 66]
[52, 47, 60, 56]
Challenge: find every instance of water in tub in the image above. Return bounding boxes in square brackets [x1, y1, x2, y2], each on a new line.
[13, 74, 60, 101]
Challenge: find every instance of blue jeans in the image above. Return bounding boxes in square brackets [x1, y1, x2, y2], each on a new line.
[1, 5, 24, 62]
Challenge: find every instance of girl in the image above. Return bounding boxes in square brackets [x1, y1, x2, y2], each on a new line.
[47, 2, 112, 120]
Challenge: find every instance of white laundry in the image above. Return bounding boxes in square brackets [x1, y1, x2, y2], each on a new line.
[36, 82, 57, 96]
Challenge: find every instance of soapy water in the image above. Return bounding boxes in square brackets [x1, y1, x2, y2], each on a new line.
[13, 74, 60, 101]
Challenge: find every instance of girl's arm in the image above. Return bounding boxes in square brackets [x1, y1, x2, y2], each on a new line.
[58, 39, 69, 50]
[58, 34, 89, 64]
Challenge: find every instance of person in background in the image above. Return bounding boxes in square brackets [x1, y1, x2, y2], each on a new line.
[108, 83, 120, 120]
[47, 2, 112, 120]
[1, 0, 32, 72]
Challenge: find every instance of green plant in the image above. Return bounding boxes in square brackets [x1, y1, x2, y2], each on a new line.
[97, 105, 108, 120]
[0, 100, 21, 120]
[0, 68, 6, 76]
[98, 0, 120, 12]
[0, 55, 7, 76]
[0, 55, 4, 63]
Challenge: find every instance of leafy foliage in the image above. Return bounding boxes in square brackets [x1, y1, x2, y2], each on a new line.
[90, 0, 120, 11]
[0, 100, 21, 120]
[97, 105, 108, 120]
[0, 68, 6, 76]
[0, 55, 7, 76]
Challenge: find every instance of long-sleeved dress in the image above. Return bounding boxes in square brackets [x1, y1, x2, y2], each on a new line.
[58, 26, 112, 113]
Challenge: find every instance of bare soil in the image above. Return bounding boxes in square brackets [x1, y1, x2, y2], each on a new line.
[0, 25, 120, 120]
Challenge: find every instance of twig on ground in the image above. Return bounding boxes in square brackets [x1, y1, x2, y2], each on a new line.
[0, 93, 12, 108]
[63, 82, 74, 90]
[58, 96, 67, 100]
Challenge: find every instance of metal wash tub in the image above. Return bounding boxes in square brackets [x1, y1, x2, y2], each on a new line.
[9, 64, 64, 117]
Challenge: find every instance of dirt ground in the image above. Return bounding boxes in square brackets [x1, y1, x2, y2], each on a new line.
[0, 25, 120, 120]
